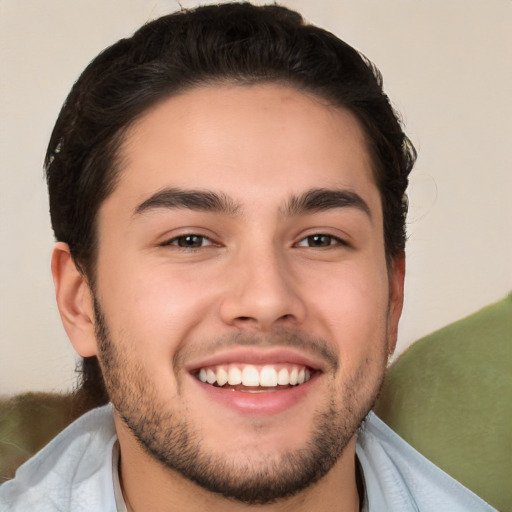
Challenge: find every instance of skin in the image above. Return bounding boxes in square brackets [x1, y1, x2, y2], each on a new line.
[52, 83, 405, 512]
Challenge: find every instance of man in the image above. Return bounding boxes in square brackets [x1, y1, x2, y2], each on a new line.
[0, 3, 497, 511]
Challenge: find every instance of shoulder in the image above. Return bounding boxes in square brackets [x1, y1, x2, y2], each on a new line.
[357, 412, 498, 512]
[0, 405, 117, 512]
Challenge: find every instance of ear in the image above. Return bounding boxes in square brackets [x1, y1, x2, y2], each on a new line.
[386, 252, 405, 356]
[51, 242, 98, 357]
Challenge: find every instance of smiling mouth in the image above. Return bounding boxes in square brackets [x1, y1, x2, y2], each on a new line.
[193, 363, 314, 393]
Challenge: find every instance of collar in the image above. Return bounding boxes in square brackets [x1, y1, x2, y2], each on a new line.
[112, 441, 128, 512]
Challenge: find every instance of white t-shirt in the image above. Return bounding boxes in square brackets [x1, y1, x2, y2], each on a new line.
[0, 405, 497, 512]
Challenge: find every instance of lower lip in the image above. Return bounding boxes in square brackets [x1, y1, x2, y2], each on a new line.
[189, 373, 319, 416]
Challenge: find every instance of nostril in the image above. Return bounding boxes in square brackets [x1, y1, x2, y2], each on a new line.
[233, 314, 295, 326]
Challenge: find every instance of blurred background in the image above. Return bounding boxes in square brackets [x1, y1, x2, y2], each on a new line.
[1, 0, 511, 395]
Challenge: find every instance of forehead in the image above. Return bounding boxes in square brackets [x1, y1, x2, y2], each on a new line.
[106, 83, 378, 218]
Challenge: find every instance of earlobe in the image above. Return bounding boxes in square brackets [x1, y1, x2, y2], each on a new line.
[386, 253, 406, 356]
[51, 242, 98, 357]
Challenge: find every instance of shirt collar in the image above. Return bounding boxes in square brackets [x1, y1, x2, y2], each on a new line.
[112, 441, 129, 512]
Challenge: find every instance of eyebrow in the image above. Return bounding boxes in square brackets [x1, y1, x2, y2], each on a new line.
[133, 186, 371, 220]
[283, 188, 372, 219]
[134, 188, 241, 216]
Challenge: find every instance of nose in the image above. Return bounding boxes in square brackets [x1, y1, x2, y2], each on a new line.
[219, 247, 306, 331]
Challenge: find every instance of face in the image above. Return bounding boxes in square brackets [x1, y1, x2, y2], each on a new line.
[88, 84, 404, 503]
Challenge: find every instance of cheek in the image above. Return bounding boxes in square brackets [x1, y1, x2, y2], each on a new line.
[302, 261, 390, 357]
[96, 256, 219, 355]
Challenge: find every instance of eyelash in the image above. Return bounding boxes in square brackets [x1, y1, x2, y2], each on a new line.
[161, 233, 346, 250]
[295, 234, 346, 248]
[161, 234, 215, 249]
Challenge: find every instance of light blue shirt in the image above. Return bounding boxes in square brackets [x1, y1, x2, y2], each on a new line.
[0, 405, 497, 511]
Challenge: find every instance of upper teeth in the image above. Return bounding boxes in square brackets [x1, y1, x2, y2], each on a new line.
[197, 364, 312, 387]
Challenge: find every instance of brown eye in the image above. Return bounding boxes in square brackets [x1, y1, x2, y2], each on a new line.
[178, 235, 203, 247]
[309, 235, 331, 247]
[165, 235, 211, 248]
[297, 234, 340, 247]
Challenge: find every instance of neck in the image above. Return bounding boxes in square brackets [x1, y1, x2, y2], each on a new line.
[116, 420, 361, 512]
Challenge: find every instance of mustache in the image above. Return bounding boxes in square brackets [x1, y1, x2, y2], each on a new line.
[174, 328, 339, 372]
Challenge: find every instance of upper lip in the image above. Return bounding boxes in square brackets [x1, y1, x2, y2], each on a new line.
[185, 346, 327, 373]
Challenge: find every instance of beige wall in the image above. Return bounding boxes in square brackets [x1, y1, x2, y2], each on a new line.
[1, 0, 511, 395]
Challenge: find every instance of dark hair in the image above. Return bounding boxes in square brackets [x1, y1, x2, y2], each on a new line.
[45, 3, 416, 409]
